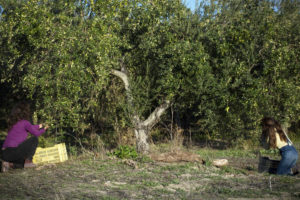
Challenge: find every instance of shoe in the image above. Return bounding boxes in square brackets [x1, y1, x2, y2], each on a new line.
[292, 167, 299, 176]
[291, 165, 299, 175]
[1, 161, 13, 172]
[24, 159, 36, 168]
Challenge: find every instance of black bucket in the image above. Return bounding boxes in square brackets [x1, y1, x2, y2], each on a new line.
[258, 156, 280, 174]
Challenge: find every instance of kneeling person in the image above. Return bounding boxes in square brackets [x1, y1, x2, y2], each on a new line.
[1, 101, 49, 172]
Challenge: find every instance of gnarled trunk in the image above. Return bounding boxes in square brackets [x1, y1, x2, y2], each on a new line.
[112, 69, 170, 154]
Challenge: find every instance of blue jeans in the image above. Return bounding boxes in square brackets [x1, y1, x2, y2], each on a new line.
[277, 145, 298, 175]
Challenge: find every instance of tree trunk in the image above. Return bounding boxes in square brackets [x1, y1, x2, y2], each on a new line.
[134, 127, 149, 154]
[112, 69, 170, 154]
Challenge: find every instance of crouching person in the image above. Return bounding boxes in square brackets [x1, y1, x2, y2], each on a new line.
[261, 117, 298, 175]
[1, 101, 49, 172]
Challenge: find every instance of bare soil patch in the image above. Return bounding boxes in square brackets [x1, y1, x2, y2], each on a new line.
[149, 150, 204, 163]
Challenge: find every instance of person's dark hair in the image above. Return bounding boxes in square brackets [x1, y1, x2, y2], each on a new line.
[7, 101, 31, 131]
[261, 117, 287, 148]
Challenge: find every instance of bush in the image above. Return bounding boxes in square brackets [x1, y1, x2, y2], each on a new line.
[109, 145, 138, 159]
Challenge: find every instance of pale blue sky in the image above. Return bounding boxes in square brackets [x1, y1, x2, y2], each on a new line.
[182, 0, 199, 11]
[0, 1, 201, 16]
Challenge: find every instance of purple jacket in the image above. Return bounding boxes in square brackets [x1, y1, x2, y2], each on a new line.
[2, 120, 46, 148]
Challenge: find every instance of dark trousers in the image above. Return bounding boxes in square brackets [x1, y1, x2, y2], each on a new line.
[2, 137, 38, 166]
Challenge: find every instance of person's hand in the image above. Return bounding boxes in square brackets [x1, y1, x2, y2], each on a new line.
[39, 124, 43, 129]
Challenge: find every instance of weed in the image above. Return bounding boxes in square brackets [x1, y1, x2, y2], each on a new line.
[170, 178, 180, 184]
[99, 197, 120, 200]
[259, 148, 279, 154]
[218, 166, 248, 175]
[197, 148, 257, 159]
[136, 155, 152, 163]
[135, 171, 152, 179]
[142, 180, 160, 187]
[161, 182, 169, 187]
[108, 145, 138, 159]
[204, 160, 213, 167]
[160, 165, 182, 172]
[68, 145, 80, 157]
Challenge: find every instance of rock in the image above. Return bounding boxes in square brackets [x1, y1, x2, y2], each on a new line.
[212, 159, 228, 167]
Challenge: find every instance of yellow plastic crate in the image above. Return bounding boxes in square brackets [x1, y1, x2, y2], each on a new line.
[33, 143, 68, 164]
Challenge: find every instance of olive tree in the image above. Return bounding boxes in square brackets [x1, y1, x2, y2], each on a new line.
[103, 0, 210, 153]
[0, 0, 118, 143]
[190, 0, 300, 145]
[0, 0, 210, 153]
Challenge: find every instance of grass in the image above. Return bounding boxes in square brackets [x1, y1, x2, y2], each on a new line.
[0, 144, 300, 200]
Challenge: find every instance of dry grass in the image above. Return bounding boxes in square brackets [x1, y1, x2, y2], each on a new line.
[149, 150, 204, 163]
[0, 145, 300, 200]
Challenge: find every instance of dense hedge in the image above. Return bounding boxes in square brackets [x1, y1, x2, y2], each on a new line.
[0, 0, 299, 149]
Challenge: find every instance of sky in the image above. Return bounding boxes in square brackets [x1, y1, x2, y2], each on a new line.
[182, 0, 199, 11]
[0, 1, 200, 16]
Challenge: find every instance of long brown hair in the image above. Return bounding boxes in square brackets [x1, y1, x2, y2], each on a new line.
[261, 117, 287, 148]
[7, 101, 31, 131]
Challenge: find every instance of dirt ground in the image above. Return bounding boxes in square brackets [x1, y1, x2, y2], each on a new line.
[0, 147, 300, 200]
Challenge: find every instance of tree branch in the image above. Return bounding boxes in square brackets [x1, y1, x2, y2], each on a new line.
[111, 69, 129, 90]
[111, 69, 170, 130]
[111, 69, 140, 124]
[142, 100, 171, 129]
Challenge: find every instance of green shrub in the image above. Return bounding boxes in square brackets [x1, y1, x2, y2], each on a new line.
[38, 136, 57, 148]
[109, 145, 138, 159]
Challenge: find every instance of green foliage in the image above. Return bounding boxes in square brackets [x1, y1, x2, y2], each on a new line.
[182, 0, 300, 145]
[219, 166, 248, 175]
[67, 145, 80, 157]
[0, 0, 118, 141]
[109, 145, 138, 159]
[38, 136, 58, 148]
[0, 0, 299, 149]
[259, 148, 280, 159]
[136, 155, 153, 163]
